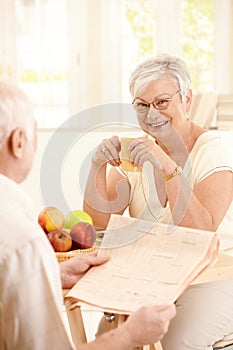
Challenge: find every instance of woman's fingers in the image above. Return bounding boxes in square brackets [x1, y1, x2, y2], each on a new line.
[93, 136, 121, 166]
[129, 139, 156, 166]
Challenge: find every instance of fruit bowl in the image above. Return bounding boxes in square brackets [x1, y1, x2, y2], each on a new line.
[38, 207, 98, 262]
[56, 247, 97, 263]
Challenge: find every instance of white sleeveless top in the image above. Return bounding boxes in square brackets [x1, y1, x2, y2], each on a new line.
[122, 131, 233, 253]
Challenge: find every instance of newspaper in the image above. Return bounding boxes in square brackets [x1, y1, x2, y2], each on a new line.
[65, 215, 220, 314]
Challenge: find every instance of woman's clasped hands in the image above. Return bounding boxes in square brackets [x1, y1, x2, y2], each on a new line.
[93, 135, 170, 171]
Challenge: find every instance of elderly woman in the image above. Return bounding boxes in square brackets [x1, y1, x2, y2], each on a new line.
[84, 54, 233, 349]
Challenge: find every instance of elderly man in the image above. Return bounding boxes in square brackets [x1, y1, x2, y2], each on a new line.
[0, 80, 175, 350]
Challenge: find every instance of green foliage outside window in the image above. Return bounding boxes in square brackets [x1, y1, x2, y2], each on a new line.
[181, 0, 214, 91]
[123, 0, 156, 58]
[123, 0, 214, 92]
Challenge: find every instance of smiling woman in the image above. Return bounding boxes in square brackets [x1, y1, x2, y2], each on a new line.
[83, 53, 233, 350]
[84, 54, 233, 233]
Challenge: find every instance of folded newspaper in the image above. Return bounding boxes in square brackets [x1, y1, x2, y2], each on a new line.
[65, 215, 220, 314]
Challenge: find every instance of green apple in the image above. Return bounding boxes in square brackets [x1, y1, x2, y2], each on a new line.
[64, 210, 93, 229]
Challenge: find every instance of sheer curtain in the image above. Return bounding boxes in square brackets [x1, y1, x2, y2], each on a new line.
[0, 0, 233, 128]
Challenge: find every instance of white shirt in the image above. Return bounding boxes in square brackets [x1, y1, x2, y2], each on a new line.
[0, 174, 74, 350]
[123, 131, 233, 252]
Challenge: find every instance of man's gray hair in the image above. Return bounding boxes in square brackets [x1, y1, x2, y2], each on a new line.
[129, 54, 192, 101]
[0, 80, 34, 149]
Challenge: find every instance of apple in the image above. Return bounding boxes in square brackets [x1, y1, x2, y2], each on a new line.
[47, 229, 72, 252]
[64, 209, 93, 230]
[38, 206, 65, 233]
[70, 222, 96, 250]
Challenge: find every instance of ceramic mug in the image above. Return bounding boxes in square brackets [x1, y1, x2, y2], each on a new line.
[120, 137, 142, 172]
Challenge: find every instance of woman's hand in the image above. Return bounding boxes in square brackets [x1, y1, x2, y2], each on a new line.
[128, 137, 176, 174]
[92, 136, 121, 167]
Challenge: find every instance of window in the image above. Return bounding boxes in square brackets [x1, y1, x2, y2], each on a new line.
[0, 0, 232, 127]
[120, 0, 157, 102]
[15, 0, 69, 127]
[181, 0, 215, 92]
[120, 0, 215, 96]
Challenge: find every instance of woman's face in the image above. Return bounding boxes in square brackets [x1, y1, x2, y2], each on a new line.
[134, 76, 192, 142]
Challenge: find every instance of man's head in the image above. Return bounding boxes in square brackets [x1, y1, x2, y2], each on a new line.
[0, 80, 37, 183]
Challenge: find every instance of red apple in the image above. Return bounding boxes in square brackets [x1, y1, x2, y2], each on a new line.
[38, 206, 65, 233]
[70, 222, 96, 249]
[47, 229, 72, 252]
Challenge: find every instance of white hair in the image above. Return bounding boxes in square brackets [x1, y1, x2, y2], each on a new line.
[129, 54, 192, 102]
[0, 80, 35, 149]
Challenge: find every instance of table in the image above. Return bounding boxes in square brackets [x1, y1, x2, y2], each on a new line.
[63, 253, 233, 350]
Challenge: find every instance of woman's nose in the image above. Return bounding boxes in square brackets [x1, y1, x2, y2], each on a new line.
[147, 106, 161, 118]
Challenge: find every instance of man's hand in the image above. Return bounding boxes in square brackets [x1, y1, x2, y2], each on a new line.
[60, 252, 109, 289]
[123, 304, 176, 347]
[78, 304, 176, 350]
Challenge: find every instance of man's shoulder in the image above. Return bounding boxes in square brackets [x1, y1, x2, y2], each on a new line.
[0, 197, 50, 266]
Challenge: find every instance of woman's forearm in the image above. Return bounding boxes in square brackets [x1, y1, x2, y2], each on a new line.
[165, 174, 214, 230]
[84, 162, 111, 229]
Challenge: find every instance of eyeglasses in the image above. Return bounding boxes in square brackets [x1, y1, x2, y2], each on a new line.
[132, 90, 180, 114]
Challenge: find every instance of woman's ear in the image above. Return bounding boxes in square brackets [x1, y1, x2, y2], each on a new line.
[9, 128, 26, 159]
[185, 89, 193, 113]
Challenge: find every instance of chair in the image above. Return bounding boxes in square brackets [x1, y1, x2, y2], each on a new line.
[189, 92, 218, 129]
[189, 92, 202, 121]
[213, 335, 233, 349]
[216, 94, 233, 130]
[97, 315, 233, 350]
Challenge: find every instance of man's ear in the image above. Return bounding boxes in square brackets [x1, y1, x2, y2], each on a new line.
[185, 89, 193, 113]
[9, 128, 26, 159]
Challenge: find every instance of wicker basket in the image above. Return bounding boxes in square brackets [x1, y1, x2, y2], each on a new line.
[56, 247, 96, 263]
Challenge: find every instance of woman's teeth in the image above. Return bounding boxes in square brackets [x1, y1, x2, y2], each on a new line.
[149, 121, 168, 127]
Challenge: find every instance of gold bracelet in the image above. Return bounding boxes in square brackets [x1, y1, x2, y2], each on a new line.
[164, 166, 182, 182]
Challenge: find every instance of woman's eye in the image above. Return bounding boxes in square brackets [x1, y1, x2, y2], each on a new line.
[136, 102, 149, 109]
[157, 99, 168, 105]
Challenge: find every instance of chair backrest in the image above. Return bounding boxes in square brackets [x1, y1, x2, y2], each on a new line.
[189, 93, 202, 121]
[213, 332, 233, 349]
[216, 94, 233, 130]
[189, 93, 218, 129]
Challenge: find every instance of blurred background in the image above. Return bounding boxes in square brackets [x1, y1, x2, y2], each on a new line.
[1, 0, 232, 212]
[1, 2, 232, 339]
[0, 0, 232, 128]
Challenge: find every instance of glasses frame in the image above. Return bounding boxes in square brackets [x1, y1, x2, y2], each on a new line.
[132, 89, 181, 113]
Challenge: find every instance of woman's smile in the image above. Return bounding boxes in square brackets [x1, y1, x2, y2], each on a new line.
[147, 120, 169, 128]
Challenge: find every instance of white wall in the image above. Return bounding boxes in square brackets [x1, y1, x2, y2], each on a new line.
[21, 126, 142, 217]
